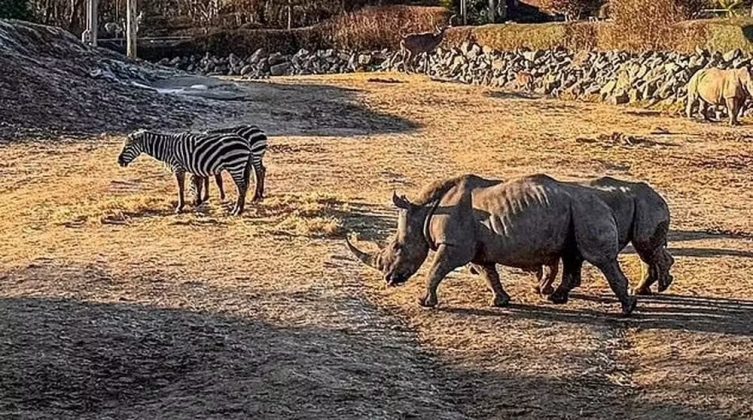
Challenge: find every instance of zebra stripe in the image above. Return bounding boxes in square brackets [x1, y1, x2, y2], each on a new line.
[117, 129, 253, 215]
[206, 124, 267, 170]
[201, 124, 268, 201]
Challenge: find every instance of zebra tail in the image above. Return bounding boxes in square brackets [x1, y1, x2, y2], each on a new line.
[243, 154, 253, 187]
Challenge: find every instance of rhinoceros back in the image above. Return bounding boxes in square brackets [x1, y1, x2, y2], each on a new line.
[581, 176, 670, 253]
[691, 68, 747, 104]
[469, 174, 575, 267]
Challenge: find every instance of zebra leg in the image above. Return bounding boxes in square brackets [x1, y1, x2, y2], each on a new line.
[191, 175, 204, 206]
[215, 174, 226, 201]
[230, 164, 251, 216]
[175, 171, 186, 213]
[259, 164, 266, 199]
[202, 176, 210, 202]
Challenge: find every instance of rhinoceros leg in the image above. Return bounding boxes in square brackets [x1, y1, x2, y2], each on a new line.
[418, 244, 472, 308]
[700, 101, 711, 121]
[685, 94, 697, 119]
[726, 96, 741, 125]
[633, 261, 654, 295]
[569, 194, 637, 315]
[472, 263, 511, 307]
[633, 248, 674, 295]
[535, 263, 558, 296]
[594, 260, 637, 316]
[549, 255, 583, 304]
[632, 216, 673, 295]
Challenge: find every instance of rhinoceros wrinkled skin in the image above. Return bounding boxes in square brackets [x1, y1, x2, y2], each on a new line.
[685, 67, 753, 125]
[346, 174, 639, 316]
[534, 177, 674, 297]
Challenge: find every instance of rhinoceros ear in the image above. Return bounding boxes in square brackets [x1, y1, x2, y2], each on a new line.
[392, 191, 413, 210]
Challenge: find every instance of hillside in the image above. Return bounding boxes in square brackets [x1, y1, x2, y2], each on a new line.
[0, 19, 234, 140]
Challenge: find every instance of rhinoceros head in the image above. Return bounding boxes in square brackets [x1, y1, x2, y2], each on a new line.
[346, 192, 431, 286]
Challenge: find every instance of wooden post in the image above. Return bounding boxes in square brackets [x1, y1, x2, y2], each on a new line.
[126, 0, 137, 58]
[287, 0, 292, 30]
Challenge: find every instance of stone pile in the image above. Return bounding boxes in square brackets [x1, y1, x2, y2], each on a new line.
[158, 43, 753, 109]
[414, 44, 751, 108]
[158, 48, 398, 78]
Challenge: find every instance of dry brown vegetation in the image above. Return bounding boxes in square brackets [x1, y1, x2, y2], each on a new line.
[183, 5, 451, 56]
[441, 17, 753, 54]
[1, 73, 753, 418]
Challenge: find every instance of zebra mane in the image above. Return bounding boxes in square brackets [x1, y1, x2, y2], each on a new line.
[128, 128, 148, 138]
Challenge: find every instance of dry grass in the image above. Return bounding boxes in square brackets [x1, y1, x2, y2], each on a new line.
[1, 73, 753, 418]
[186, 5, 451, 56]
[441, 18, 753, 53]
[605, 0, 706, 51]
[323, 5, 452, 50]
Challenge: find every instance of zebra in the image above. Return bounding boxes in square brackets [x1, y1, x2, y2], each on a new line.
[191, 124, 268, 204]
[117, 129, 253, 215]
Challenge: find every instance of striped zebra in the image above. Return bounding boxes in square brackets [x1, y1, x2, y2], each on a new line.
[117, 129, 253, 215]
[191, 124, 268, 204]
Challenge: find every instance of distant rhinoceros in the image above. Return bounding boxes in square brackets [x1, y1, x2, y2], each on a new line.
[346, 174, 639, 316]
[685, 67, 753, 126]
[533, 177, 674, 297]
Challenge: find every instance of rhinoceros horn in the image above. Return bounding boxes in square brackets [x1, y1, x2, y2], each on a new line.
[345, 236, 379, 270]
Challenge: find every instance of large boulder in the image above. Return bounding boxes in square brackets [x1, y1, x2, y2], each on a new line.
[270, 62, 291, 76]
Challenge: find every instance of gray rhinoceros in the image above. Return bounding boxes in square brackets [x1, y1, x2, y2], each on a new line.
[534, 177, 674, 297]
[685, 67, 753, 125]
[346, 174, 639, 316]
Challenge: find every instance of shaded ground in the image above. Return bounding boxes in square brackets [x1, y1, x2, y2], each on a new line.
[1, 73, 752, 418]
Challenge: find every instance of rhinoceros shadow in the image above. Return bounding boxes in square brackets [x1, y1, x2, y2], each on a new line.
[621, 228, 753, 259]
[443, 292, 753, 337]
[666, 228, 753, 258]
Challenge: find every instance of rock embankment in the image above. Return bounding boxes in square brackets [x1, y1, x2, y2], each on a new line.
[157, 43, 753, 110]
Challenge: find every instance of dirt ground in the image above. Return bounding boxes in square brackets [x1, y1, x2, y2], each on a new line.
[1, 73, 752, 419]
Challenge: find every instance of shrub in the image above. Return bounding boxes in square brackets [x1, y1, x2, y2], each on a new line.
[605, 0, 707, 51]
[175, 5, 451, 55]
[0, 0, 31, 20]
[539, 0, 600, 21]
[322, 5, 452, 50]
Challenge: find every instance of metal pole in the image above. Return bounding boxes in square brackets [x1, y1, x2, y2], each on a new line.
[83, 0, 98, 46]
[126, 0, 137, 58]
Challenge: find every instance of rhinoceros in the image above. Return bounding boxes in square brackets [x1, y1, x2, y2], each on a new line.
[685, 67, 753, 126]
[533, 177, 674, 297]
[346, 174, 639, 316]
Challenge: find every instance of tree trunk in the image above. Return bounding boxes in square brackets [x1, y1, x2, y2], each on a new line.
[126, 0, 137, 58]
[488, 0, 496, 23]
[69, 0, 84, 31]
[287, 0, 291, 30]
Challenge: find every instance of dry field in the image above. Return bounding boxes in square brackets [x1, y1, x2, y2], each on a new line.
[1, 73, 752, 419]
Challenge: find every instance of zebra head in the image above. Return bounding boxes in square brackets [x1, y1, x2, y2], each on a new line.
[118, 129, 147, 167]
